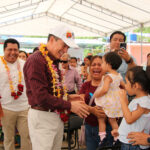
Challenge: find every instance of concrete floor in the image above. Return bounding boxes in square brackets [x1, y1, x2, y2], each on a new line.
[0, 138, 86, 150]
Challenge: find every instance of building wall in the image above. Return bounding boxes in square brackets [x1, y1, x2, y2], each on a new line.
[129, 44, 150, 65]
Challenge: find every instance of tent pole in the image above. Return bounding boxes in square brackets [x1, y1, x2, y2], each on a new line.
[140, 23, 143, 64]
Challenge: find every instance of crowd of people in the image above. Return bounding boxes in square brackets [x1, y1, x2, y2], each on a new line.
[0, 24, 150, 150]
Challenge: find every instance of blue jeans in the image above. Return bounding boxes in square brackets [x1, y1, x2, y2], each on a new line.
[85, 124, 99, 150]
[85, 123, 114, 150]
[121, 142, 141, 150]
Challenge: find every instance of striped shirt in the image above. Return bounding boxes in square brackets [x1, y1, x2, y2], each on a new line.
[23, 51, 71, 111]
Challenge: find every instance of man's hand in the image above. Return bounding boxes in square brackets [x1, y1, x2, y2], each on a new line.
[70, 101, 89, 118]
[118, 49, 131, 62]
[127, 132, 150, 146]
[89, 106, 106, 118]
[68, 94, 84, 102]
[118, 49, 136, 69]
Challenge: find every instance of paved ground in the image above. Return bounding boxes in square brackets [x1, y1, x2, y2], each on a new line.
[0, 138, 86, 150]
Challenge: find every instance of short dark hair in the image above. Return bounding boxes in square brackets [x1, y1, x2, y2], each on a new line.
[104, 52, 122, 70]
[19, 50, 28, 58]
[47, 34, 60, 42]
[110, 31, 126, 42]
[33, 47, 39, 53]
[126, 66, 150, 94]
[86, 55, 93, 61]
[70, 57, 77, 62]
[4, 38, 20, 50]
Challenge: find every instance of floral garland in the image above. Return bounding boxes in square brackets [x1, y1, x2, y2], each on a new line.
[0, 56, 24, 100]
[40, 44, 70, 122]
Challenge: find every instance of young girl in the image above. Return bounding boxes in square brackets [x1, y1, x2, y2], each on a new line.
[116, 66, 150, 150]
[94, 52, 124, 147]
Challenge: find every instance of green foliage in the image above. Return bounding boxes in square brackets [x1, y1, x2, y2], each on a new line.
[137, 36, 150, 42]
[134, 26, 150, 42]
[81, 44, 104, 57]
[83, 49, 92, 56]
[134, 27, 150, 33]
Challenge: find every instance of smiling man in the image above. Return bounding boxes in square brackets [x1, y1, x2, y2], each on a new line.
[23, 25, 89, 150]
[0, 38, 31, 150]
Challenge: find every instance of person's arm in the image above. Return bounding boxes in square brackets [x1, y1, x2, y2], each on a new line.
[68, 94, 84, 102]
[119, 89, 147, 124]
[111, 129, 119, 138]
[126, 58, 136, 70]
[127, 132, 150, 146]
[94, 75, 112, 98]
[118, 49, 136, 70]
[88, 106, 106, 118]
[120, 80, 125, 89]
[70, 100, 89, 118]
[24, 55, 89, 118]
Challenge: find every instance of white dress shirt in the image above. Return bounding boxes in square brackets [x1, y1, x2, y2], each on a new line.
[0, 58, 29, 111]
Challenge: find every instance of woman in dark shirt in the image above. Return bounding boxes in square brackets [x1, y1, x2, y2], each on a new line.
[80, 55, 105, 150]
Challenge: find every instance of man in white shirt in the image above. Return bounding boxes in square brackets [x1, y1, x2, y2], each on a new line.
[0, 38, 31, 150]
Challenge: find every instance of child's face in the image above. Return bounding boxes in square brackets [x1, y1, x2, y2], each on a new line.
[125, 77, 135, 96]
[69, 59, 77, 67]
[101, 57, 109, 73]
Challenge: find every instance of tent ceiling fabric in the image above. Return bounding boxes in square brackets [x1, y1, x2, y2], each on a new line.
[0, 0, 150, 37]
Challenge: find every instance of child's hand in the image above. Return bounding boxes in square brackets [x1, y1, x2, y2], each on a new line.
[111, 129, 119, 137]
[119, 89, 127, 101]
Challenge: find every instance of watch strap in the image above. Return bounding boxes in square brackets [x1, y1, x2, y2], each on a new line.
[147, 137, 150, 143]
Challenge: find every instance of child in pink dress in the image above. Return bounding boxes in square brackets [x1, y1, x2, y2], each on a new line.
[94, 52, 124, 147]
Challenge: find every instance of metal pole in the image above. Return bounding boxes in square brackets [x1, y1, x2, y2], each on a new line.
[140, 23, 143, 64]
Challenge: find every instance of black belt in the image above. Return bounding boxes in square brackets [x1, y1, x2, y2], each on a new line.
[31, 105, 53, 112]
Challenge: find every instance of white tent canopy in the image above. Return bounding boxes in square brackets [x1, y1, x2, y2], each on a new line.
[0, 0, 150, 37]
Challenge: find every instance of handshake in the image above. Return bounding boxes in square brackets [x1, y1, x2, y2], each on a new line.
[68, 94, 106, 119]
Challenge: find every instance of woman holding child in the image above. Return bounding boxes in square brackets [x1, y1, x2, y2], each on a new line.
[79, 55, 113, 150]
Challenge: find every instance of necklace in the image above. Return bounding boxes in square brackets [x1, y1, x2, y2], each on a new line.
[39, 44, 69, 122]
[0, 56, 24, 100]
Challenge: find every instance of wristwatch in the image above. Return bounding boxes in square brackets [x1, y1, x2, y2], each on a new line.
[147, 137, 150, 143]
[126, 57, 133, 64]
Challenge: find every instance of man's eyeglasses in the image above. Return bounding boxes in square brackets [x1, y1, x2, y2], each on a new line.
[60, 60, 68, 63]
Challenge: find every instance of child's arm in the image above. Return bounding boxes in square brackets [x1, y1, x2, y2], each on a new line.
[119, 89, 148, 124]
[94, 75, 112, 98]
[120, 80, 125, 89]
[120, 80, 129, 105]
[111, 129, 119, 138]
